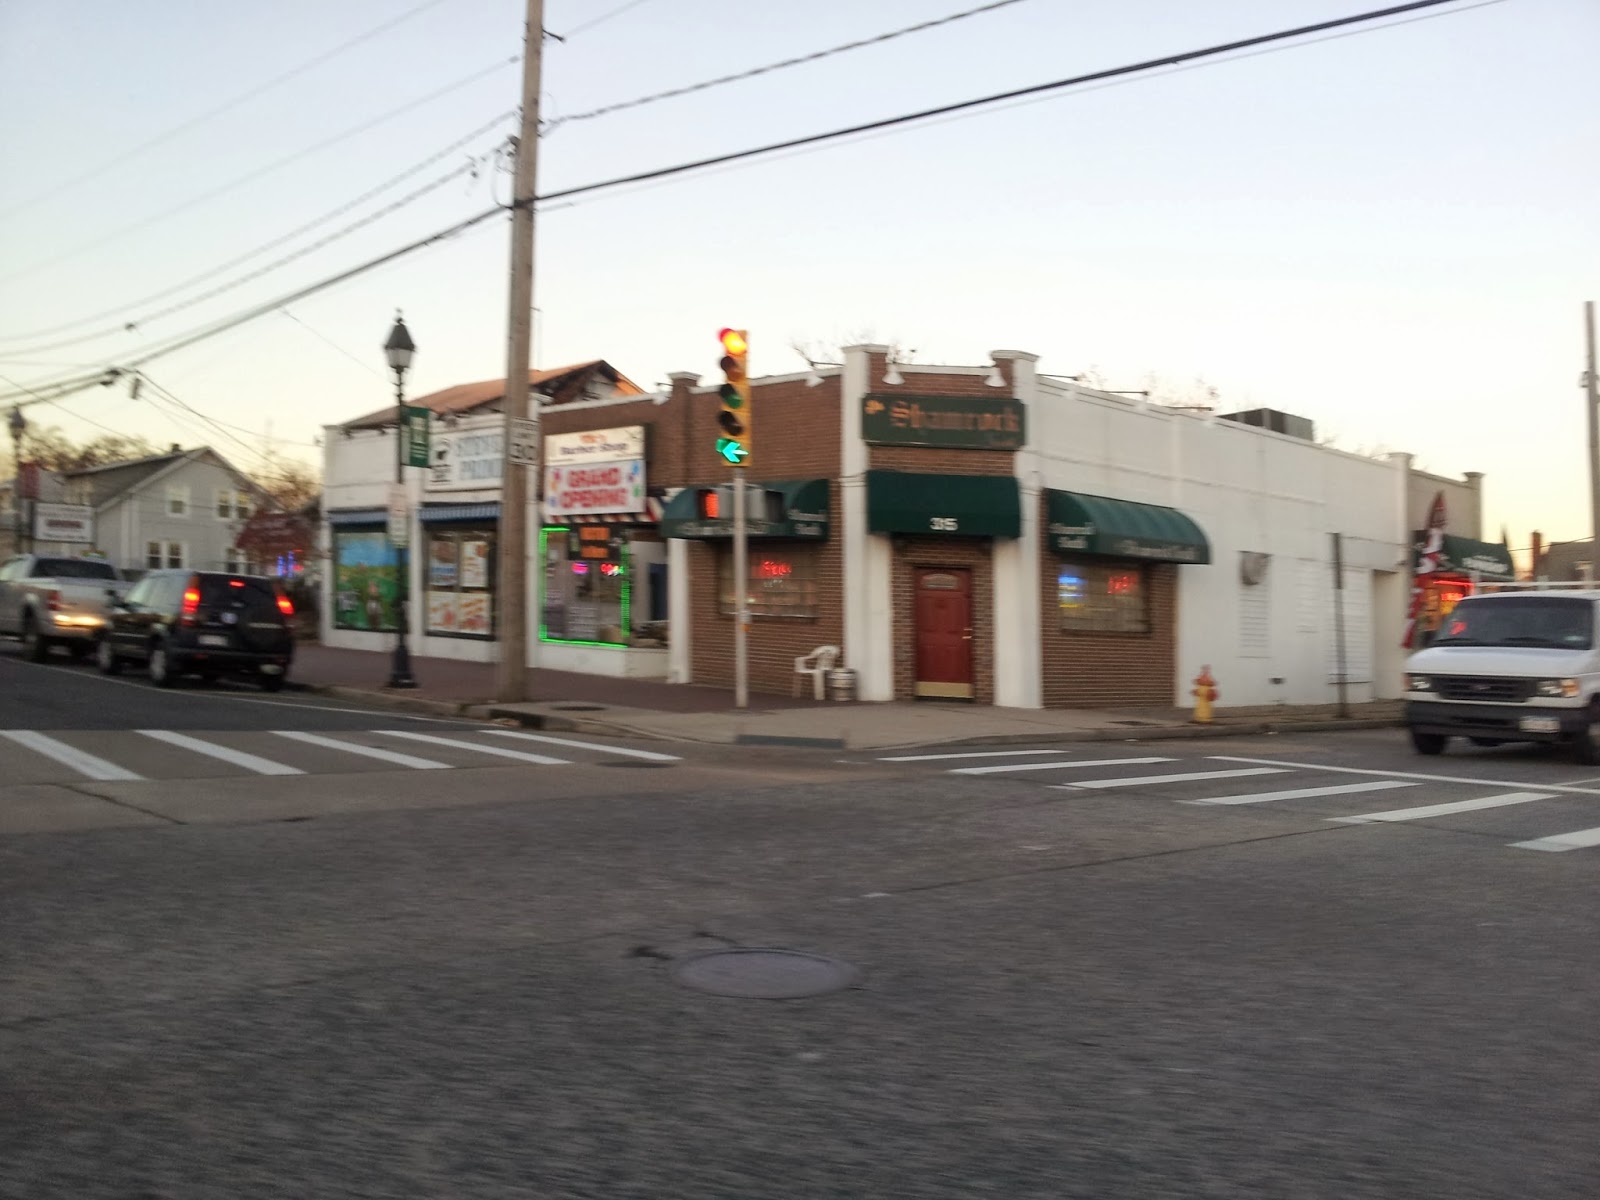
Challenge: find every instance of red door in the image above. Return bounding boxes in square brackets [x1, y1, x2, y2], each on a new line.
[914, 568, 973, 699]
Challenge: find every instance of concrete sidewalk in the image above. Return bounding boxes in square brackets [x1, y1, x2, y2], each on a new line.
[290, 643, 1401, 750]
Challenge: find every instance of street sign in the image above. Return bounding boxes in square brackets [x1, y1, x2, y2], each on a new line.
[507, 416, 539, 467]
[387, 483, 410, 547]
[399, 404, 430, 468]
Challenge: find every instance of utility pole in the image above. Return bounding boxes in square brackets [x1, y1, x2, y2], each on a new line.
[1586, 301, 1599, 554]
[495, 0, 544, 703]
[733, 472, 748, 709]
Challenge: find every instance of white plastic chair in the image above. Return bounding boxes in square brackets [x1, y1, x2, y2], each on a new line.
[793, 644, 840, 699]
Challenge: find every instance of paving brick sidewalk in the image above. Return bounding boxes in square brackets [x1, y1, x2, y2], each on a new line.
[290, 642, 814, 713]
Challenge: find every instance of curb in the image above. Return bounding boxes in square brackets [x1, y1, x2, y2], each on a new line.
[926, 717, 1401, 750]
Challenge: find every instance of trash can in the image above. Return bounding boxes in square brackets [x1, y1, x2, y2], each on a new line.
[828, 668, 857, 702]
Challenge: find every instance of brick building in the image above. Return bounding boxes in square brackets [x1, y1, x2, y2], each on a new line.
[323, 342, 1471, 710]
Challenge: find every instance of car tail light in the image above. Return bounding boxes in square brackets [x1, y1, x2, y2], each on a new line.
[46, 589, 62, 612]
[180, 581, 201, 626]
[277, 594, 294, 617]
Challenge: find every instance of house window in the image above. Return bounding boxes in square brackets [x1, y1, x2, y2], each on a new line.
[235, 490, 252, 519]
[225, 548, 253, 574]
[717, 547, 820, 619]
[165, 542, 184, 569]
[146, 540, 163, 569]
[167, 486, 189, 517]
[216, 489, 254, 519]
[1057, 563, 1149, 633]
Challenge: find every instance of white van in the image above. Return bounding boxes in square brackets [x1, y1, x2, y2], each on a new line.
[1403, 586, 1600, 762]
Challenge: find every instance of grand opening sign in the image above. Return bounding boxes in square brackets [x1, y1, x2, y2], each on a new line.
[542, 425, 647, 518]
[545, 460, 645, 518]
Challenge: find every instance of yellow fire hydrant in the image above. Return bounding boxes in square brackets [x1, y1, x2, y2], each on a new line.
[1192, 665, 1219, 723]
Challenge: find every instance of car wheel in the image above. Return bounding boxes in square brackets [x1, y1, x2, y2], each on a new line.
[22, 616, 48, 663]
[96, 637, 123, 676]
[1571, 703, 1600, 766]
[259, 672, 286, 693]
[148, 642, 176, 688]
[66, 642, 91, 662]
[1410, 729, 1448, 756]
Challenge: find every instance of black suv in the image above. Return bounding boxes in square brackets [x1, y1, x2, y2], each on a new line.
[97, 569, 295, 690]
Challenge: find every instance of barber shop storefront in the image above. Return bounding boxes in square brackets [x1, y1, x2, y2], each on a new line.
[865, 469, 1021, 703]
[538, 424, 670, 677]
[1041, 489, 1211, 708]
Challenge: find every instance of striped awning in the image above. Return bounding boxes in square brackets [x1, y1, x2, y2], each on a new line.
[420, 502, 501, 524]
[327, 508, 387, 527]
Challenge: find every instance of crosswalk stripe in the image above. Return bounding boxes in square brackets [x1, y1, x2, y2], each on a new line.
[1191, 780, 1417, 806]
[272, 731, 451, 770]
[0, 730, 144, 782]
[880, 749, 1078, 763]
[375, 730, 570, 766]
[1056, 767, 1289, 790]
[139, 730, 304, 776]
[486, 730, 680, 762]
[1510, 826, 1600, 852]
[1330, 791, 1552, 824]
[952, 756, 1171, 776]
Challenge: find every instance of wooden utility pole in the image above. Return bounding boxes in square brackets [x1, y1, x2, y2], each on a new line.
[495, 0, 544, 702]
[1586, 301, 1599, 554]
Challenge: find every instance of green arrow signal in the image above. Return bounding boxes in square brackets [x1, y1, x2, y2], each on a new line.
[716, 437, 748, 465]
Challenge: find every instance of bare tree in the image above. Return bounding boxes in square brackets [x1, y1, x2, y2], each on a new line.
[2, 424, 159, 476]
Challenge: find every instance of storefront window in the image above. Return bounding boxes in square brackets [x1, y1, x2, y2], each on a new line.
[333, 529, 399, 632]
[1057, 563, 1148, 633]
[541, 525, 628, 645]
[718, 547, 820, 618]
[424, 527, 496, 639]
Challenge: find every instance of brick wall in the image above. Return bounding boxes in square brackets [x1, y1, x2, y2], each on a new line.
[890, 536, 995, 704]
[687, 494, 845, 695]
[1040, 547, 1178, 708]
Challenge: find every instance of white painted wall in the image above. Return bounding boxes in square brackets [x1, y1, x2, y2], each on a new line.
[992, 350, 1042, 708]
[1031, 382, 1407, 708]
[841, 345, 895, 701]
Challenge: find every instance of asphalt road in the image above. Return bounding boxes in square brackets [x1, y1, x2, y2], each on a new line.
[4, 661, 1598, 1198]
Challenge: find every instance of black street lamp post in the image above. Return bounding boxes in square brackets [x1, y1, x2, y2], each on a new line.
[8, 406, 26, 555]
[384, 313, 418, 689]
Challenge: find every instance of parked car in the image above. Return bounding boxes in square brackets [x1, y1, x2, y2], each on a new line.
[96, 569, 295, 690]
[1403, 585, 1600, 761]
[0, 553, 131, 661]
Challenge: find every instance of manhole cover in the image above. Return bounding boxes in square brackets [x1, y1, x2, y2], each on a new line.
[553, 703, 607, 712]
[671, 949, 859, 999]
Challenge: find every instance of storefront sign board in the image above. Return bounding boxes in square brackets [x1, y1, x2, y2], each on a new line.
[544, 425, 645, 465]
[428, 426, 505, 492]
[862, 394, 1025, 450]
[32, 503, 93, 543]
[545, 459, 646, 518]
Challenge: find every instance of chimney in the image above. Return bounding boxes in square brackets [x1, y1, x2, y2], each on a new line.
[170, 443, 181, 453]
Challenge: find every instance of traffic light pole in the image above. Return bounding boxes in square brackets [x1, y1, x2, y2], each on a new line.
[733, 470, 749, 709]
[495, 0, 544, 703]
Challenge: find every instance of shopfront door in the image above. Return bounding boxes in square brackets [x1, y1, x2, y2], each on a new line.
[914, 567, 973, 699]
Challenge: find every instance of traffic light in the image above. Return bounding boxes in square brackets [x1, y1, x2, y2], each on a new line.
[716, 327, 750, 466]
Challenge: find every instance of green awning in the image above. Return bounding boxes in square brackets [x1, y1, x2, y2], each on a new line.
[865, 470, 1020, 538]
[1416, 533, 1515, 581]
[660, 479, 829, 540]
[1046, 490, 1211, 564]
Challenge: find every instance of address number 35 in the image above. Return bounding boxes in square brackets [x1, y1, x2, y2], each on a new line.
[930, 517, 959, 532]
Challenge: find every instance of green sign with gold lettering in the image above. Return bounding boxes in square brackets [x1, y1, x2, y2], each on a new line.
[862, 393, 1025, 450]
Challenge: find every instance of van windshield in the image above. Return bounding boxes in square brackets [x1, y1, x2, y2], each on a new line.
[1433, 597, 1593, 649]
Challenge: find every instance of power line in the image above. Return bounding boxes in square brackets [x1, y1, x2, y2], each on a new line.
[278, 310, 388, 380]
[0, 0, 452, 221]
[537, 0, 1479, 206]
[0, 110, 517, 350]
[559, 0, 657, 37]
[0, 55, 520, 288]
[5, 160, 485, 359]
[546, 0, 1029, 131]
[0, 0, 1485, 404]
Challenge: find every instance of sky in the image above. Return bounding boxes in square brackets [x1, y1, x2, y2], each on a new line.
[1, 0, 1596, 546]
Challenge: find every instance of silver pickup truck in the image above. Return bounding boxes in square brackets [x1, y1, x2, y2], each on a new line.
[0, 553, 132, 661]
